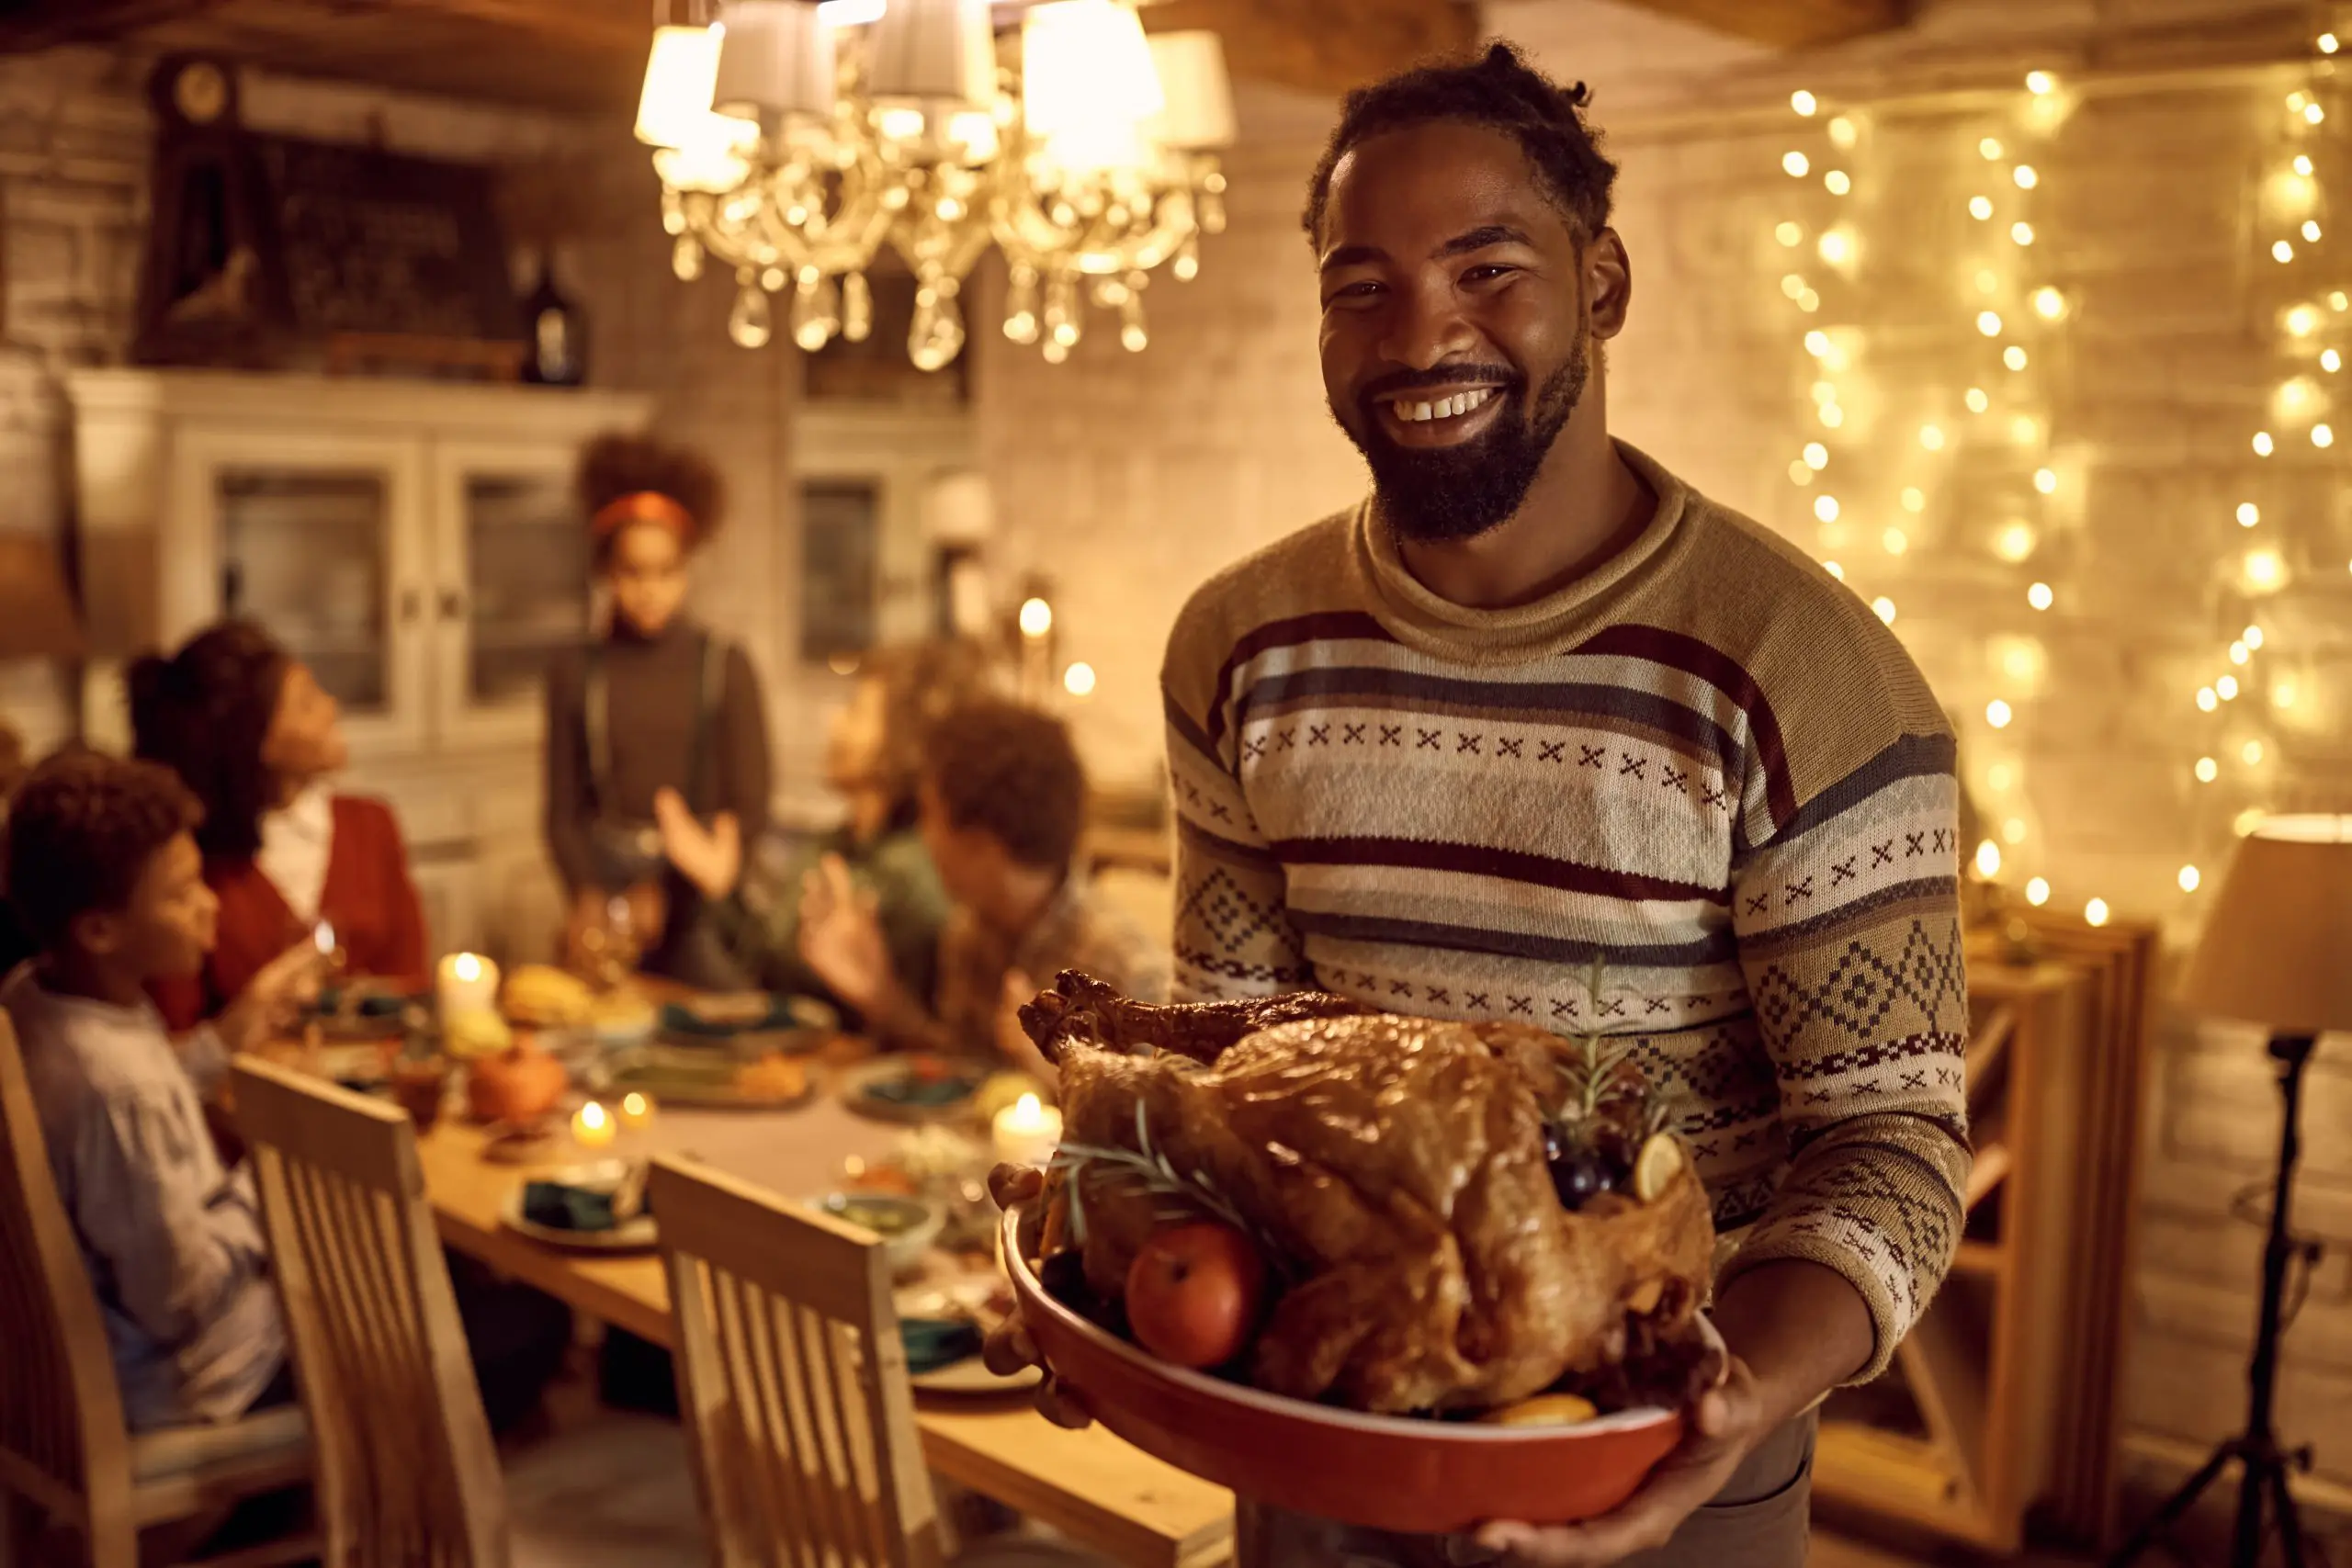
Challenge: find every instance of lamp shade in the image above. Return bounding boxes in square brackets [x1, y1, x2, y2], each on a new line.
[714, 0, 835, 119]
[1023, 0, 1162, 139]
[1141, 30, 1235, 151]
[636, 22, 727, 148]
[868, 0, 995, 106]
[0, 536, 85, 661]
[2180, 814, 2352, 1034]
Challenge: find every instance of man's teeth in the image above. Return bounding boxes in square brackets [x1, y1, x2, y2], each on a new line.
[1392, 388, 1498, 423]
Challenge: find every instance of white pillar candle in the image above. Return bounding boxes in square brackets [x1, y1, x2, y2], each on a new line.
[572, 1100, 616, 1150]
[436, 953, 502, 1021]
[991, 1091, 1064, 1170]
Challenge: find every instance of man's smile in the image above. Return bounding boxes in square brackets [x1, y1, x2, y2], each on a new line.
[1372, 383, 1510, 447]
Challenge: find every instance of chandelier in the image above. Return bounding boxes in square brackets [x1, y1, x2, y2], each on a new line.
[633, 0, 1236, 368]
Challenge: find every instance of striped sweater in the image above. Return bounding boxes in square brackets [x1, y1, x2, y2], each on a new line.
[1159, 443, 1971, 1379]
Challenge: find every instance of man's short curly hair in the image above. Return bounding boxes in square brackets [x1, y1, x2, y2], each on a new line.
[5, 749, 202, 951]
[1302, 41, 1620, 247]
[922, 701, 1087, 872]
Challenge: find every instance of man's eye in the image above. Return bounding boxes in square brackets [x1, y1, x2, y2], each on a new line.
[1462, 265, 1517, 285]
[1324, 280, 1384, 305]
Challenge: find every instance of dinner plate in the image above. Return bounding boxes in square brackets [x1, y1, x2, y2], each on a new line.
[837, 1056, 987, 1124]
[894, 1283, 1042, 1395]
[497, 1162, 659, 1253]
[597, 1046, 818, 1111]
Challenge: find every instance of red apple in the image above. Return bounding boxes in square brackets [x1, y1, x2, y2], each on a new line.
[1125, 1223, 1268, 1370]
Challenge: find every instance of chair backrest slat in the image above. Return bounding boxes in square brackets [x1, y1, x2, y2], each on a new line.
[232, 1055, 509, 1568]
[650, 1156, 943, 1568]
[0, 1014, 131, 1533]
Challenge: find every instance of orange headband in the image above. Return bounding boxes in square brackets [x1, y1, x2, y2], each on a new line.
[591, 491, 696, 542]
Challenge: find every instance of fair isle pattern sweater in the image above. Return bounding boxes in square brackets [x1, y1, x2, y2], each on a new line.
[1159, 444, 1971, 1378]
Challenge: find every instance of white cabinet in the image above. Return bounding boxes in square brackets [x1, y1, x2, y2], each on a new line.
[66, 369, 651, 964]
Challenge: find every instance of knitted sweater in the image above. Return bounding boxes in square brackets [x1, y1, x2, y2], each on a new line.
[1159, 443, 1971, 1379]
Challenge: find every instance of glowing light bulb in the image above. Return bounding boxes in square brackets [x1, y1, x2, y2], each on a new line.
[2013, 164, 2039, 190]
[2245, 625, 2266, 649]
[2239, 502, 2261, 526]
[2244, 740, 2266, 765]
[2276, 240, 2298, 263]
[2231, 639, 2251, 666]
[1804, 442, 1829, 469]
[1976, 268, 2000, 294]
[1975, 840, 2003, 876]
[2307, 102, 2326, 125]
[1829, 116, 1857, 149]
[1980, 137, 2005, 160]
[2012, 220, 2036, 246]
[2274, 679, 2299, 707]
[1820, 403, 1845, 429]
[1967, 387, 1991, 412]
[2027, 581, 2054, 610]
[1062, 661, 1097, 696]
[2034, 468, 2058, 494]
[2003, 818, 2028, 845]
[1798, 288, 1822, 313]
[2300, 155, 2319, 176]
[1920, 423, 1946, 451]
[2196, 757, 2219, 783]
[2005, 346, 2030, 370]
[2289, 308, 2321, 340]
[2325, 349, 2344, 373]
[1977, 310, 2004, 337]
[1018, 597, 1054, 637]
[1824, 171, 1852, 196]
[2246, 547, 2285, 589]
[1788, 460, 1814, 485]
[1776, 221, 1804, 246]
[1988, 762, 2016, 791]
[1783, 151, 1811, 177]
[2086, 898, 2110, 927]
[1883, 527, 1909, 555]
[1804, 330, 1833, 357]
[2316, 423, 2336, 447]
[2178, 865, 2201, 893]
[2218, 675, 2240, 700]
[2033, 286, 2066, 320]
[1996, 522, 2037, 561]
[1872, 596, 1897, 624]
[2027, 70, 2056, 95]
[1901, 487, 1927, 513]
[2197, 686, 2220, 712]
[1792, 89, 1818, 116]
[2324, 31, 2342, 53]
[1823, 560, 1845, 581]
[1818, 230, 1853, 265]
[1985, 700, 2013, 728]
[2026, 876, 2051, 907]
[1969, 196, 1995, 220]
[2012, 414, 2041, 445]
[2336, 292, 2348, 310]
[1781, 274, 1807, 299]
[2254, 431, 2276, 456]
[1815, 495, 1841, 523]
[2306, 220, 2325, 242]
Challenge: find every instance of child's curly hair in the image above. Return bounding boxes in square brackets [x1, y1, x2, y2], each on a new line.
[5, 748, 202, 951]
[922, 700, 1088, 871]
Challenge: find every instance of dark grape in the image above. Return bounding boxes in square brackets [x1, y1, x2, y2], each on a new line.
[1544, 1130, 1618, 1210]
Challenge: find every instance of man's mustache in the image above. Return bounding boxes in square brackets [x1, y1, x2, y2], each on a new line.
[1356, 365, 1522, 404]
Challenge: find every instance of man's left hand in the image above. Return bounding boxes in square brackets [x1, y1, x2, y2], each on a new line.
[1475, 1352, 1770, 1568]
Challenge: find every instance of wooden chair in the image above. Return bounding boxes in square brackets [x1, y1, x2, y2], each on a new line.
[0, 1017, 312, 1568]
[228, 1056, 507, 1568]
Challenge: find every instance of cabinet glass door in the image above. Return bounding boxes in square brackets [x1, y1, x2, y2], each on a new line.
[433, 445, 590, 746]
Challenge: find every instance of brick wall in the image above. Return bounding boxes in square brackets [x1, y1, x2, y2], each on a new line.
[973, 0, 2352, 1496]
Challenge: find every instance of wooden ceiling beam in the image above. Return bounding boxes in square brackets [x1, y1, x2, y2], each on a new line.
[1141, 0, 1479, 98]
[1601, 0, 1910, 50]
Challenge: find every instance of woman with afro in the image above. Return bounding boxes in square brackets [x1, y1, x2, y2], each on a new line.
[546, 432, 771, 986]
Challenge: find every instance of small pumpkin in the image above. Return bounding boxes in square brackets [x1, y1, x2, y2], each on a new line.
[466, 1037, 569, 1126]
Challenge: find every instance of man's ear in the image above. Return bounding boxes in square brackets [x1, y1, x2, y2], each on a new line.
[1586, 227, 1633, 342]
[70, 907, 125, 960]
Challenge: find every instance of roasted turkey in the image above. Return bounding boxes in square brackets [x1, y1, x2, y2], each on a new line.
[1021, 973, 1716, 1416]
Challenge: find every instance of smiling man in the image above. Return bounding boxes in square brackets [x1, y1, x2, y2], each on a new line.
[1156, 43, 1973, 1568]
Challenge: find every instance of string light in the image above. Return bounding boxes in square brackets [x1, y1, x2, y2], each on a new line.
[2033, 467, 2058, 493]
[1980, 137, 2005, 160]
[2275, 240, 2297, 263]
[2324, 31, 2342, 53]
[2003, 817, 2029, 845]
[1777, 221, 1804, 246]
[1975, 840, 2004, 876]
[2196, 757, 2220, 783]
[2238, 502, 2261, 526]
[1919, 423, 1947, 450]
[1828, 117, 1858, 150]
[1818, 229, 1854, 266]
[2254, 431, 2276, 455]
[1966, 387, 1991, 412]
[2028, 581, 2054, 610]
[2027, 70, 2056, 95]
[1792, 90, 1819, 116]
[2245, 547, 2285, 591]
[2230, 640, 2250, 664]
[1986, 699, 2014, 728]
[2299, 154, 2318, 176]
[2325, 348, 2344, 372]
[2245, 625, 2265, 649]
[2026, 876, 2051, 906]
[2086, 898, 2110, 927]
[2013, 164, 2040, 190]
[1824, 171, 1852, 196]
[2032, 286, 2067, 320]
[1977, 310, 2005, 336]
[2314, 422, 2335, 447]
[1872, 596, 1897, 624]
[2244, 740, 2266, 765]
[1784, 151, 1812, 177]
[2012, 220, 2036, 245]
[1823, 560, 1845, 580]
[1815, 495, 1841, 522]
[2005, 346, 2030, 370]
[1996, 522, 2037, 561]
[1803, 442, 1829, 469]
[1883, 526, 1909, 554]
[1901, 487, 1927, 512]
[2178, 865, 2201, 893]
[2197, 686, 2220, 711]
[1970, 196, 1996, 220]
[2218, 675, 2240, 700]
[2305, 220, 2325, 242]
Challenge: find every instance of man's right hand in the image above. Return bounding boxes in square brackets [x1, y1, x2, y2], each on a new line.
[216, 939, 324, 1059]
[796, 853, 894, 1015]
[980, 1163, 1094, 1430]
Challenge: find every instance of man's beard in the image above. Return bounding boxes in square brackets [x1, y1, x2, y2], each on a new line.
[1338, 336, 1589, 544]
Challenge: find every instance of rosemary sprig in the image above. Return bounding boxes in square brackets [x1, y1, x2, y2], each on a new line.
[1047, 1101, 1295, 1278]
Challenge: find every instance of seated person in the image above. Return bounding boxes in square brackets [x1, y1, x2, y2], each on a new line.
[656, 640, 994, 1019]
[798, 700, 1170, 1069]
[129, 622, 426, 1029]
[2, 750, 314, 1430]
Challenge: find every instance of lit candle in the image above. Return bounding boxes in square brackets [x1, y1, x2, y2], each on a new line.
[618, 1091, 655, 1132]
[991, 1091, 1063, 1171]
[436, 953, 502, 1021]
[572, 1100, 616, 1150]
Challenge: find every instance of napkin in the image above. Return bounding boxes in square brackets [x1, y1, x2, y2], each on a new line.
[864, 1066, 983, 1109]
[522, 1179, 650, 1233]
[899, 1316, 983, 1373]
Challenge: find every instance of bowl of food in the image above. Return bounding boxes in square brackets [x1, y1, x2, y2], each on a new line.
[997, 973, 1722, 1536]
[808, 1191, 943, 1276]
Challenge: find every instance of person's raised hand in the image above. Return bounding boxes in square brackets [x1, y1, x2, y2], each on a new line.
[795, 853, 891, 1013]
[217, 938, 326, 1058]
[980, 1162, 1094, 1430]
[655, 787, 741, 899]
[1473, 1349, 1767, 1567]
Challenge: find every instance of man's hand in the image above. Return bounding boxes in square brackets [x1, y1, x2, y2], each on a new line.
[979, 1163, 1094, 1430]
[1475, 1355, 1770, 1566]
[796, 853, 893, 1014]
[215, 939, 324, 1059]
[655, 787, 741, 899]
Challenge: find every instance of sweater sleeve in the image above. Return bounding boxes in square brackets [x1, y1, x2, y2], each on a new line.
[715, 643, 773, 843]
[1713, 730, 1973, 1382]
[1160, 603, 1313, 1004]
[543, 649, 598, 895]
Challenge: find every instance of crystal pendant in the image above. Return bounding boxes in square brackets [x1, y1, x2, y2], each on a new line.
[1200, 169, 1228, 234]
[673, 235, 705, 282]
[842, 273, 874, 344]
[1120, 294, 1148, 354]
[1172, 233, 1201, 283]
[729, 278, 772, 349]
[909, 285, 966, 372]
[1042, 276, 1080, 350]
[1003, 265, 1041, 344]
[790, 274, 842, 352]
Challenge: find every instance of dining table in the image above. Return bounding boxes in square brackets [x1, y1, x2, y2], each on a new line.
[402, 1016, 1237, 1568]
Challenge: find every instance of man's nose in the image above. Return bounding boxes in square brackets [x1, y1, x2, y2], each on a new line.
[1377, 282, 1480, 372]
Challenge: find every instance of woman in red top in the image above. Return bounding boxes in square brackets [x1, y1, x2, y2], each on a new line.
[130, 620, 427, 1029]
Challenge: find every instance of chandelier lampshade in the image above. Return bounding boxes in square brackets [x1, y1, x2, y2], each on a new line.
[868, 0, 997, 106]
[712, 0, 836, 121]
[635, 20, 727, 149]
[1144, 31, 1238, 152]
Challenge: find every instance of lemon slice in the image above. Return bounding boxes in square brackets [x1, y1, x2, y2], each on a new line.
[1482, 1393, 1600, 1427]
[1632, 1133, 1686, 1201]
